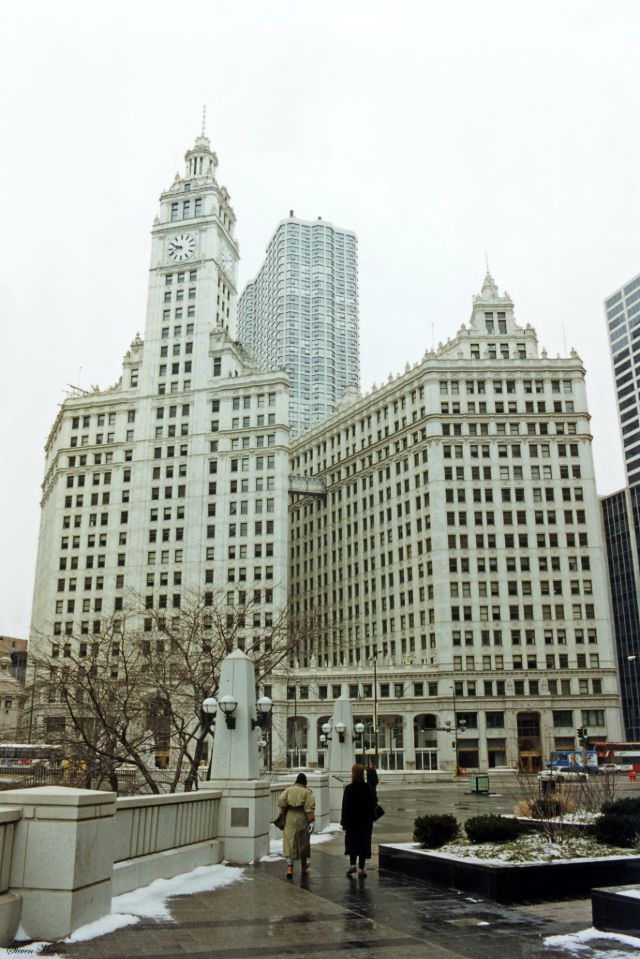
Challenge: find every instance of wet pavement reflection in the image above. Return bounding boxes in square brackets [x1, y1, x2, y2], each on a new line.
[59, 779, 640, 959]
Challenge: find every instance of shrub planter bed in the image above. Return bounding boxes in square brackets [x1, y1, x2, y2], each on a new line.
[592, 885, 640, 937]
[379, 842, 640, 904]
[515, 816, 595, 837]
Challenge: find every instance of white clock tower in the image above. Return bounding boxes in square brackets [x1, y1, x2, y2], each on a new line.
[29, 132, 292, 758]
[141, 132, 240, 396]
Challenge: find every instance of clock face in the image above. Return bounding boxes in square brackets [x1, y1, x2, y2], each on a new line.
[168, 233, 196, 262]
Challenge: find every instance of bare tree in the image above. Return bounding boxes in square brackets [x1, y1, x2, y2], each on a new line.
[28, 590, 294, 793]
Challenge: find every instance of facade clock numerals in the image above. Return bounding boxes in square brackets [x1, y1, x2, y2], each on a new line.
[168, 233, 196, 262]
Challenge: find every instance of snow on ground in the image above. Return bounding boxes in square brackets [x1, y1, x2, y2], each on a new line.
[1, 863, 246, 959]
[384, 833, 634, 865]
[267, 822, 342, 859]
[545, 926, 640, 957]
[4, 827, 341, 954]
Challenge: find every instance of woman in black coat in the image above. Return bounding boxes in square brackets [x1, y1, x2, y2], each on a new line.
[341, 763, 376, 878]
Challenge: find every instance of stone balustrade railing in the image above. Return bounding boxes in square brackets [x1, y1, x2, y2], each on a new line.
[0, 775, 331, 945]
[112, 790, 222, 895]
[0, 809, 21, 896]
[114, 791, 221, 862]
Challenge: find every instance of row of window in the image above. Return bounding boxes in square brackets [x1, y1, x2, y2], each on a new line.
[442, 420, 577, 436]
[440, 378, 574, 395]
[161, 320, 195, 337]
[170, 200, 203, 220]
[452, 652, 600, 669]
[446, 508, 588, 525]
[443, 442, 581, 459]
[441, 401, 575, 415]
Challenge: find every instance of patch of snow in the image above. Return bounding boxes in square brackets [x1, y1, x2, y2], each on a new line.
[320, 822, 343, 834]
[4, 863, 245, 955]
[270, 837, 284, 856]
[66, 914, 139, 942]
[619, 888, 640, 900]
[110, 863, 245, 921]
[545, 926, 640, 955]
[382, 837, 638, 867]
[311, 830, 338, 846]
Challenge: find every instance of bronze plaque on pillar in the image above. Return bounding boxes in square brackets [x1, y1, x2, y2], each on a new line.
[230, 807, 249, 827]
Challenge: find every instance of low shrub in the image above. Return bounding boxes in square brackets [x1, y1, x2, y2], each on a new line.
[529, 798, 567, 819]
[594, 813, 640, 849]
[514, 794, 575, 820]
[601, 797, 640, 817]
[414, 813, 459, 848]
[464, 814, 523, 843]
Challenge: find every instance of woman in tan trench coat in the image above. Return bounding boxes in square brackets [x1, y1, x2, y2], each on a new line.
[278, 772, 316, 878]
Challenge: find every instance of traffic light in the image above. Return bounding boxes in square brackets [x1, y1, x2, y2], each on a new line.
[577, 727, 589, 745]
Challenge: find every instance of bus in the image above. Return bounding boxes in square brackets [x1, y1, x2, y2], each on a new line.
[590, 741, 640, 771]
[0, 743, 63, 769]
[547, 748, 598, 773]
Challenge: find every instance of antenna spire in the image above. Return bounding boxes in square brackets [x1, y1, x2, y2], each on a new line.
[201, 105, 207, 137]
[484, 250, 490, 274]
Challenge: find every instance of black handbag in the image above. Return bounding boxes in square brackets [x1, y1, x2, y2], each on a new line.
[374, 803, 385, 821]
[272, 811, 286, 830]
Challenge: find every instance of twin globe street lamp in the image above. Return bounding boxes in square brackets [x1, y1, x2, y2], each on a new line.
[320, 720, 366, 746]
[202, 693, 273, 736]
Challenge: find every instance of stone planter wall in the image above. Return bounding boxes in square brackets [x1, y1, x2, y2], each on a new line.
[379, 842, 640, 904]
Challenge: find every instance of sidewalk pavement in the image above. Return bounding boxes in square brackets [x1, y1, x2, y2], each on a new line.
[43, 783, 636, 959]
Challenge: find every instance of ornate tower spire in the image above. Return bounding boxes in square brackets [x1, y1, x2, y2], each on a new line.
[478, 270, 499, 300]
[184, 129, 218, 180]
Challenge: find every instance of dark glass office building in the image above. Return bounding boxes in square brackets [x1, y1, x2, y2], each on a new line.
[603, 272, 640, 740]
[602, 488, 640, 739]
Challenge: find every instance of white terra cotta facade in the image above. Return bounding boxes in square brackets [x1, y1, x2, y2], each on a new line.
[269, 273, 623, 773]
[29, 134, 290, 746]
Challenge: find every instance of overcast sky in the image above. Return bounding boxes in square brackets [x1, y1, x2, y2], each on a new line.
[1, 0, 639, 638]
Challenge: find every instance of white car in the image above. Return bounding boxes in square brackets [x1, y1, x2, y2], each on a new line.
[538, 768, 588, 782]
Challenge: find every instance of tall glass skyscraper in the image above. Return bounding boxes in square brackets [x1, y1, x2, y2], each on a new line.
[603, 270, 640, 739]
[238, 215, 360, 437]
[606, 271, 640, 487]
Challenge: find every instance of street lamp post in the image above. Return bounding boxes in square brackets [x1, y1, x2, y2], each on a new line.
[627, 654, 639, 741]
[254, 695, 273, 772]
[433, 708, 467, 776]
[321, 720, 365, 747]
[202, 685, 272, 781]
[201, 696, 217, 781]
[372, 648, 378, 765]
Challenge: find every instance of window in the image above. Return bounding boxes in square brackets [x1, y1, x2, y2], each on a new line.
[485, 711, 504, 728]
[581, 709, 605, 727]
[553, 710, 574, 727]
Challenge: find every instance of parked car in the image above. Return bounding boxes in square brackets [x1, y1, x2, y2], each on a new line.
[538, 768, 588, 782]
[599, 763, 621, 774]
